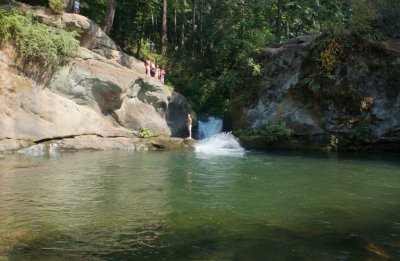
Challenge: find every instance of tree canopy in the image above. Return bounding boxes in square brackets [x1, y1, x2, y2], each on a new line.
[15, 0, 400, 114]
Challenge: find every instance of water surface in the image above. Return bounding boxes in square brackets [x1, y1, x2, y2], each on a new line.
[0, 150, 400, 260]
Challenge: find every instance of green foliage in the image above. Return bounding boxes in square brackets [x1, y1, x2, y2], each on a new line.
[304, 76, 320, 92]
[330, 124, 370, 151]
[48, 0, 66, 14]
[13, 0, 395, 116]
[264, 123, 294, 142]
[329, 134, 339, 151]
[354, 124, 369, 144]
[247, 58, 261, 76]
[0, 10, 79, 67]
[139, 128, 154, 138]
[138, 40, 168, 68]
[307, 31, 371, 82]
[234, 123, 293, 142]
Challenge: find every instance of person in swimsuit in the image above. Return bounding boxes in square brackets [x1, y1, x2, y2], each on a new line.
[160, 66, 165, 83]
[73, 0, 80, 14]
[187, 114, 193, 139]
[145, 59, 151, 76]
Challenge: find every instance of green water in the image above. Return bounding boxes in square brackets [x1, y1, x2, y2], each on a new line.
[0, 150, 400, 260]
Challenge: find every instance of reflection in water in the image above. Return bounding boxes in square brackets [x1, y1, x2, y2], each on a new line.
[0, 151, 400, 260]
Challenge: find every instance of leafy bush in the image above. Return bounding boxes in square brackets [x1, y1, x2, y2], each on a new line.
[330, 124, 371, 151]
[234, 123, 293, 142]
[49, 0, 66, 14]
[329, 134, 339, 151]
[139, 128, 154, 138]
[0, 10, 79, 67]
[304, 76, 321, 92]
[139, 40, 168, 67]
[264, 123, 294, 141]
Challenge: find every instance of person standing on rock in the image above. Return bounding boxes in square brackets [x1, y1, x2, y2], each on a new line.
[160, 66, 165, 83]
[145, 59, 151, 76]
[187, 114, 193, 139]
[155, 64, 161, 79]
[73, 0, 80, 14]
[150, 61, 156, 77]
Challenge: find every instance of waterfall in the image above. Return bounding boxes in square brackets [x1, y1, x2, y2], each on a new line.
[198, 116, 223, 139]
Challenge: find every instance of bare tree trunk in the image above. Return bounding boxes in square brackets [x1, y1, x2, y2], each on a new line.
[174, 9, 177, 47]
[286, 20, 290, 39]
[191, 0, 195, 58]
[151, 11, 154, 42]
[275, 0, 283, 42]
[161, 0, 168, 56]
[179, 0, 185, 58]
[101, 0, 117, 34]
[200, 0, 204, 58]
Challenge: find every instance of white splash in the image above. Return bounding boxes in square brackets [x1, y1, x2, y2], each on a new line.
[194, 132, 245, 157]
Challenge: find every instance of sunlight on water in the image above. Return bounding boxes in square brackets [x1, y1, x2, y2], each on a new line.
[0, 150, 400, 260]
[194, 132, 245, 157]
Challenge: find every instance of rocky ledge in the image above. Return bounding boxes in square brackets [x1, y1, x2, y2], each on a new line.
[0, 3, 195, 153]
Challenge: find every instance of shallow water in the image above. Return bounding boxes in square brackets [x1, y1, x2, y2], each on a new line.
[0, 150, 400, 260]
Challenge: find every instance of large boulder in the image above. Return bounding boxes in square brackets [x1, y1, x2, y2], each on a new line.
[232, 35, 400, 151]
[0, 55, 134, 152]
[0, 5, 194, 152]
[48, 48, 173, 135]
[166, 92, 195, 137]
[245, 37, 324, 136]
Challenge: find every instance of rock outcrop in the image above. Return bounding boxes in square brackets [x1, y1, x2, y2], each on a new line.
[233, 35, 400, 151]
[0, 3, 194, 153]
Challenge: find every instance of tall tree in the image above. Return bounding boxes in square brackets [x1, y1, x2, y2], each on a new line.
[161, 0, 168, 55]
[275, 0, 283, 42]
[101, 0, 117, 34]
[136, 4, 147, 57]
[191, 0, 195, 57]
[199, 0, 204, 57]
[174, 9, 177, 47]
[179, 0, 185, 58]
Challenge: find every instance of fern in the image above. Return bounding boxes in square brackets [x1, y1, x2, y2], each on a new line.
[304, 76, 321, 92]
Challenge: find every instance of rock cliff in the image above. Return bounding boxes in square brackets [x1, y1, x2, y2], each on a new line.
[0, 3, 194, 153]
[233, 35, 400, 152]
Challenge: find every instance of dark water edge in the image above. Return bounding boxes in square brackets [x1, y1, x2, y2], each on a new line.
[240, 135, 400, 154]
[0, 150, 400, 261]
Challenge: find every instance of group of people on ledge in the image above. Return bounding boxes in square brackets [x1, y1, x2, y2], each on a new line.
[145, 59, 165, 83]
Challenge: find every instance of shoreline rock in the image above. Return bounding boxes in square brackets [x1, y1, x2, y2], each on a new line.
[0, 136, 197, 155]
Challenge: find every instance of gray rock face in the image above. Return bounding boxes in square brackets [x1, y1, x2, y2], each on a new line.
[0, 8, 194, 152]
[166, 92, 194, 137]
[235, 36, 400, 151]
[245, 38, 325, 136]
